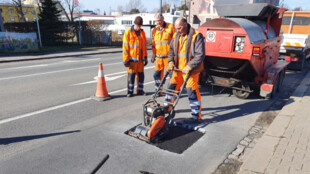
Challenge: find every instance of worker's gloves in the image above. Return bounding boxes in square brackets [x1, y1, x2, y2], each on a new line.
[151, 55, 156, 63]
[182, 66, 191, 74]
[124, 61, 130, 67]
[143, 57, 148, 66]
[167, 62, 175, 72]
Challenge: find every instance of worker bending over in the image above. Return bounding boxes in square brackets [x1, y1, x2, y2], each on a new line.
[165, 17, 205, 123]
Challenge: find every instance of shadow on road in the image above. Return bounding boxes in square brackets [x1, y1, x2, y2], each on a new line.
[0, 130, 80, 145]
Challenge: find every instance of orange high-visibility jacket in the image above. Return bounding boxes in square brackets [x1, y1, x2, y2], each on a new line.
[152, 22, 175, 58]
[169, 27, 205, 75]
[123, 27, 148, 63]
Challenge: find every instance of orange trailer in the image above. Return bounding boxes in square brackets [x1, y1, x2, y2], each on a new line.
[198, 3, 288, 99]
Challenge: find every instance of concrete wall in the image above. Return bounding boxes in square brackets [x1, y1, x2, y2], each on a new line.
[0, 32, 38, 52]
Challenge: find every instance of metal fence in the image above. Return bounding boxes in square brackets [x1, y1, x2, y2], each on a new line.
[3, 21, 115, 46]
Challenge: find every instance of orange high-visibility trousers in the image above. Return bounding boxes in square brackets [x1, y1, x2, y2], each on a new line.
[165, 71, 201, 120]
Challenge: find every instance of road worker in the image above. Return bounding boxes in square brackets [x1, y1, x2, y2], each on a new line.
[122, 16, 148, 97]
[165, 17, 205, 123]
[151, 13, 175, 95]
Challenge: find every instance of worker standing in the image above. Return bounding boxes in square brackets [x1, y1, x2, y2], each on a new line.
[151, 13, 175, 95]
[122, 16, 148, 97]
[165, 17, 205, 123]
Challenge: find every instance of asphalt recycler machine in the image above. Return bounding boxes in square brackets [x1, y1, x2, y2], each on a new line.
[126, 69, 190, 143]
[198, 3, 288, 99]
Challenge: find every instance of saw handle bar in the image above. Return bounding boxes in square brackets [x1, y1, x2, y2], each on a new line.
[153, 68, 188, 100]
[144, 70, 190, 127]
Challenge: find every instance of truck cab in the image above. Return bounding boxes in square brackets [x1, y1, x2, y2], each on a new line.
[279, 11, 310, 70]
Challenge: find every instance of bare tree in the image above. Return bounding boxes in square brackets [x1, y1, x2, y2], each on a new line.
[60, 0, 79, 22]
[162, 3, 170, 13]
[95, 8, 100, 15]
[126, 0, 146, 13]
[117, 5, 123, 13]
[293, 7, 302, 11]
[11, 0, 26, 22]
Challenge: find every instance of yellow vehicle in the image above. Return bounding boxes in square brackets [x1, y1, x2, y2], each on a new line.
[281, 11, 310, 34]
[280, 11, 310, 70]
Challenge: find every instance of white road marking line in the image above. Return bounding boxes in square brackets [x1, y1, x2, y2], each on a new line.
[105, 74, 126, 81]
[0, 62, 123, 81]
[0, 52, 123, 71]
[0, 65, 97, 81]
[0, 98, 91, 125]
[71, 80, 97, 86]
[109, 81, 155, 94]
[105, 66, 155, 76]
[0, 64, 48, 70]
[71, 74, 126, 86]
[70, 66, 155, 86]
[0, 80, 155, 125]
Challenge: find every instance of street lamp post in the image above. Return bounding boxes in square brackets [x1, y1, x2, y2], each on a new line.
[78, 7, 82, 45]
[34, 5, 42, 48]
[160, 0, 162, 15]
[0, 9, 5, 31]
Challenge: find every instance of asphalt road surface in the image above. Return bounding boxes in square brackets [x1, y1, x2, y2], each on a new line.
[0, 52, 308, 174]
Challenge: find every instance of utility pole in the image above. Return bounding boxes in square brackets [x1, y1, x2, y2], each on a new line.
[184, 0, 187, 18]
[0, 9, 5, 32]
[160, 0, 162, 15]
[78, 7, 82, 45]
[34, 5, 42, 48]
[188, 0, 191, 23]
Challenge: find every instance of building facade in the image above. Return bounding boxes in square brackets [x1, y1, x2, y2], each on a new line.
[0, 3, 39, 23]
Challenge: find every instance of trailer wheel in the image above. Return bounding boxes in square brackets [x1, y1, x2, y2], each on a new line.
[277, 70, 285, 92]
[232, 84, 250, 99]
[271, 74, 280, 98]
[299, 53, 306, 71]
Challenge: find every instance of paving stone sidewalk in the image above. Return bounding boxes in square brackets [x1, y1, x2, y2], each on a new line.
[238, 71, 310, 174]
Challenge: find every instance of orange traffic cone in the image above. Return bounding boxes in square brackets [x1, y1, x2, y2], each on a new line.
[92, 63, 112, 101]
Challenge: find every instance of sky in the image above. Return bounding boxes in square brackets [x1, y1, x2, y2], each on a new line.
[0, 0, 308, 13]
[76, 0, 310, 15]
[77, 0, 170, 14]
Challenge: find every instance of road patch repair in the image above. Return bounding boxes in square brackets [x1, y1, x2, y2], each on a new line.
[124, 70, 204, 154]
[125, 122, 204, 154]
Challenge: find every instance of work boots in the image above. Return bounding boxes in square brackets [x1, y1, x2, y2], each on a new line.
[137, 91, 146, 96]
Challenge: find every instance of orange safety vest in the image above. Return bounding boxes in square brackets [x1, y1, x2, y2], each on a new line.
[152, 22, 175, 58]
[123, 27, 148, 63]
[173, 28, 204, 74]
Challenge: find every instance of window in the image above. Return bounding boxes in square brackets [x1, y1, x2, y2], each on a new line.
[10, 17, 15, 22]
[32, 10, 36, 14]
[121, 20, 132, 25]
[23, 9, 27, 14]
[149, 20, 152, 25]
[25, 17, 28, 21]
[33, 18, 36, 21]
[9, 8, 14, 14]
[282, 16, 310, 25]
